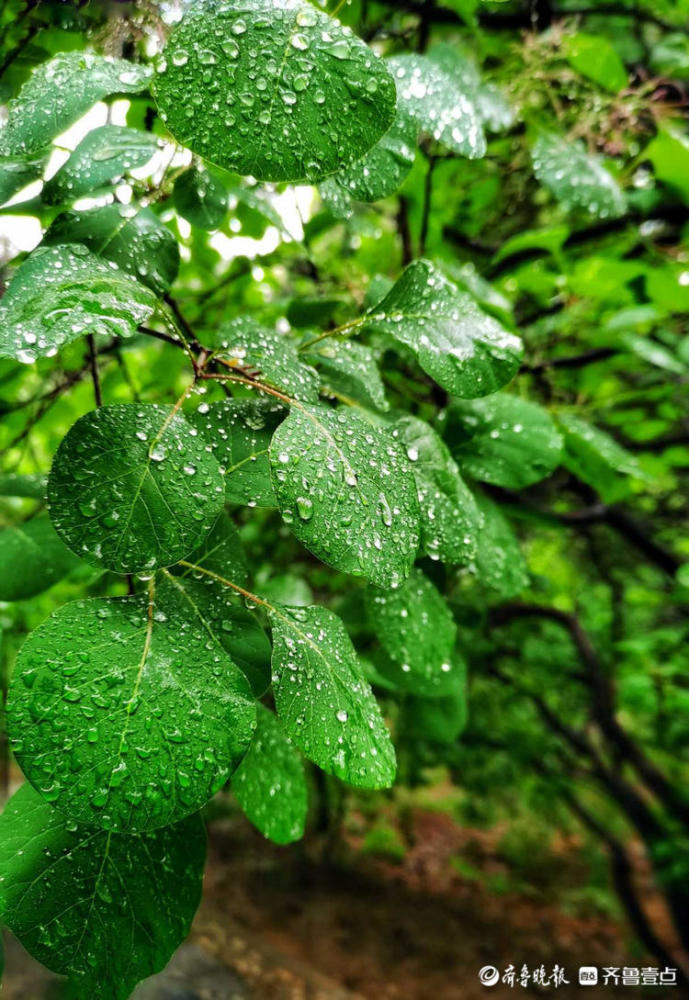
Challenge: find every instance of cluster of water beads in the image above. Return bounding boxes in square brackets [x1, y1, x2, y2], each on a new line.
[0, 243, 157, 363]
[532, 132, 627, 220]
[153, 0, 395, 182]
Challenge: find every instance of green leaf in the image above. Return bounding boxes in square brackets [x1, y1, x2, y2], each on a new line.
[0, 783, 205, 1000]
[173, 166, 227, 229]
[0, 473, 47, 498]
[232, 704, 307, 844]
[287, 296, 343, 329]
[0, 153, 45, 206]
[270, 403, 419, 588]
[0, 53, 152, 157]
[331, 106, 417, 202]
[7, 581, 255, 832]
[165, 566, 272, 698]
[269, 604, 396, 788]
[191, 398, 286, 508]
[387, 53, 486, 158]
[388, 413, 481, 564]
[0, 243, 157, 363]
[645, 127, 689, 204]
[305, 339, 389, 411]
[214, 317, 320, 402]
[47, 403, 225, 574]
[362, 260, 523, 398]
[532, 131, 627, 219]
[556, 412, 648, 501]
[0, 515, 82, 601]
[42, 125, 159, 204]
[471, 490, 528, 597]
[403, 687, 467, 744]
[180, 512, 248, 586]
[153, 0, 396, 183]
[564, 34, 628, 93]
[365, 568, 460, 697]
[44, 205, 180, 294]
[428, 43, 513, 133]
[445, 395, 563, 489]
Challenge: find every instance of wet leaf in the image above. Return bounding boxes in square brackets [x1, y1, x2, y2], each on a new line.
[532, 131, 627, 219]
[42, 125, 159, 205]
[214, 317, 320, 402]
[363, 260, 523, 398]
[6, 582, 255, 832]
[388, 53, 486, 158]
[445, 395, 562, 488]
[305, 339, 388, 411]
[0, 783, 205, 1000]
[403, 686, 467, 743]
[0, 153, 45, 206]
[232, 704, 307, 843]
[270, 403, 419, 588]
[388, 413, 481, 564]
[557, 412, 648, 501]
[0, 473, 47, 498]
[471, 490, 528, 596]
[47, 404, 225, 574]
[190, 398, 286, 508]
[153, 0, 396, 183]
[0, 243, 157, 363]
[173, 166, 227, 229]
[165, 567, 272, 698]
[366, 568, 460, 697]
[0, 515, 82, 601]
[44, 205, 180, 294]
[0, 53, 152, 157]
[270, 604, 396, 788]
[331, 105, 417, 202]
[428, 43, 513, 133]
[180, 512, 248, 585]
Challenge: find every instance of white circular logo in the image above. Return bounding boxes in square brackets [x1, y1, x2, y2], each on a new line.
[479, 966, 500, 987]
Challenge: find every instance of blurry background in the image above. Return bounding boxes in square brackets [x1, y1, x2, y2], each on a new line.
[1, 0, 689, 996]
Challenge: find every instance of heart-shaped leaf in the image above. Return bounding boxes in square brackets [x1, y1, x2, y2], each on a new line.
[48, 403, 225, 574]
[153, 0, 396, 183]
[363, 260, 523, 398]
[232, 705, 307, 843]
[0, 243, 157, 363]
[0, 783, 205, 1000]
[7, 580, 255, 832]
[270, 604, 396, 788]
[270, 403, 419, 588]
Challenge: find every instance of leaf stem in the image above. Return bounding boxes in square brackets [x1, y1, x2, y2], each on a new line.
[86, 334, 103, 408]
[178, 561, 275, 613]
[298, 317, 365, 352]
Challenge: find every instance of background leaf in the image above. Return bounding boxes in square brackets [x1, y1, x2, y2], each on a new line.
[173, 166, 228, 230]
[305, 339, 389, 411]
[214, 318, 320, 402]
[0, 515, 82, 601]
[532, 131, 627, 219]
[444, 395, 563, 488]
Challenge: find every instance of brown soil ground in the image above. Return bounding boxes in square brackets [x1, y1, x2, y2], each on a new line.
[2, 806, 686, 1000]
